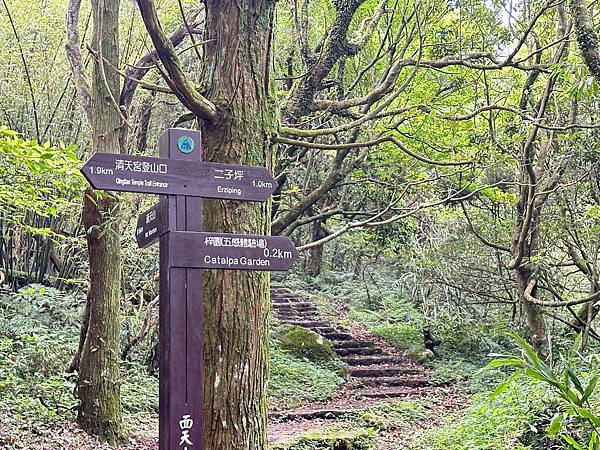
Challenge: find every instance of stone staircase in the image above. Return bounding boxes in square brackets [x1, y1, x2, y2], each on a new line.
[270, 286, 431, 417]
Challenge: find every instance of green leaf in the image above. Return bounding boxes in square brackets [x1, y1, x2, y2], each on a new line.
[487, 372, 519, 400]
[563, 434, 585, 450]
[588, 431, 598, 450]
[547, 412, 564, 436]
[573, 405, 600, 427]
[582, 376, 598, 403]
[567, 366, 585, 396]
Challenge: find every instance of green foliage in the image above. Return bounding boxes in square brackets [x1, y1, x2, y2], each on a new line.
[0, 285, 159, 425]
[428, 358, 505, 393]
[0, 334, 78, 422]
[486, 333, 600, 449]
[433, 311, 515, 359]
[272, 426, 377, 450]
[269, 345, 345, 410]
[121, 361, 158, 415]
[349, 291, 423, 349]
[0, 126, 84, 227]
[416, 374, 548, 450]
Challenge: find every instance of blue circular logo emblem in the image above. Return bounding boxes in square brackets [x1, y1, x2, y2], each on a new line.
[177, 136, 195, 154]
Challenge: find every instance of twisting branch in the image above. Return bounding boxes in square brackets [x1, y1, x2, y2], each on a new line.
[297, 181, 493, 251]
[460, 203, 510, 252]
[524, 278, 600, 307]
[274, 134, 472, 167]
[87, 46, 172, 95]
[135, 0, 218, 121]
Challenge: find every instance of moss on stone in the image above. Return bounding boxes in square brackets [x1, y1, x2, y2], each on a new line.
[408, 347, 436, 363]
[276, 325, 338, 362]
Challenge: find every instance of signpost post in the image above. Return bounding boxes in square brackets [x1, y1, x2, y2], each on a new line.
[80, 128, 298, 450]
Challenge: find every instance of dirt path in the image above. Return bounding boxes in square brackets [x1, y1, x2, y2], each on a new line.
[268, 286, 468, 447]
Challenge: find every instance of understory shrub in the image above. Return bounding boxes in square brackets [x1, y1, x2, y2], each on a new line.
[415, 374, 549, 450]
[0, 284, 160, 423]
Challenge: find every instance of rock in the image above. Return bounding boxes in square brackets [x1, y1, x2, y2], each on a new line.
[277, 325, 338, 362]
[409, 347, 436, 363]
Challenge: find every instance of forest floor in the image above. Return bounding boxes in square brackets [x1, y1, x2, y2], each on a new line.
[267, 286, 469, 448]
[0, 286, 469, 450]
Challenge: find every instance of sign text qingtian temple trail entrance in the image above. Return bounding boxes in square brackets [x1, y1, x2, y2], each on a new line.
[82, 152, 277, 201]
[80, 128, 298, 450]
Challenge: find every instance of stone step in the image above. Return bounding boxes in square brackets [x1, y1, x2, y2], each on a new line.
[331, 340, 376, 349]
[323, 332, 353, 341]
[358, 387, 413, 399]
[276, 313, 320, 320]
[342, 355, 406, 366]
[273, 307, 318, 314]
[350, 366, 423, 378]
[271, 297, 307, 304]
[313, 326, 336, 334]
[284, 320, 329, 328]
[270, 289, 291, 295]
[276, 317, 321, 324]
[272, 302, 316, 310]
[269, 408, 352, 422]
[335, 347, 383, 356]
[358, 377, 430, 388]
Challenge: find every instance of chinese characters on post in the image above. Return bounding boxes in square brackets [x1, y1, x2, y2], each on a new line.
[179, 414, 194, 449]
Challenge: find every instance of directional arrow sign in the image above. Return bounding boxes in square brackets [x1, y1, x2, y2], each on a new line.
[167, 231, 299, 271]
[135, 200, 168, 248]
[81, 153, 277, 201]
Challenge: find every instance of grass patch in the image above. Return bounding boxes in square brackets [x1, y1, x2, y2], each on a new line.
[350, 400, 432, 430]
[269, 345, 345, 410]
[272, 426, 377, 450]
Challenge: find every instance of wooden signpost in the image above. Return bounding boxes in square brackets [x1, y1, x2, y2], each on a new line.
[80, 128, 298, 450]
[81, 152, 277, 201]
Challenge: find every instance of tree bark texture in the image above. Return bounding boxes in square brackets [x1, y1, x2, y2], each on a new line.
[570, 0, 600, 80]
[201, 1, 277, 448]
[76, 0, 124, 443]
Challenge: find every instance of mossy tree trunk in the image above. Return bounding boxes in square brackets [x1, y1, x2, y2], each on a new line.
[200, 1, 277, 448]
[75, 0, 124, 443]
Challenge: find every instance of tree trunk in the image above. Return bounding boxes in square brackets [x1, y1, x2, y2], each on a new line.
[307, 221, 326, 276]
[201, 1, 277, 448]
[570, 0, 600, 80]
[516, 267, 548, 354]
[75, 0, 124, 443]
[136, 92, 154, 153]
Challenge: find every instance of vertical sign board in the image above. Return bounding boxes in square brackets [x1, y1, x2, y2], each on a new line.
[158, 128, 204, 450]
[81, 127, 299, 450]
[135, 200, 168, 248]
